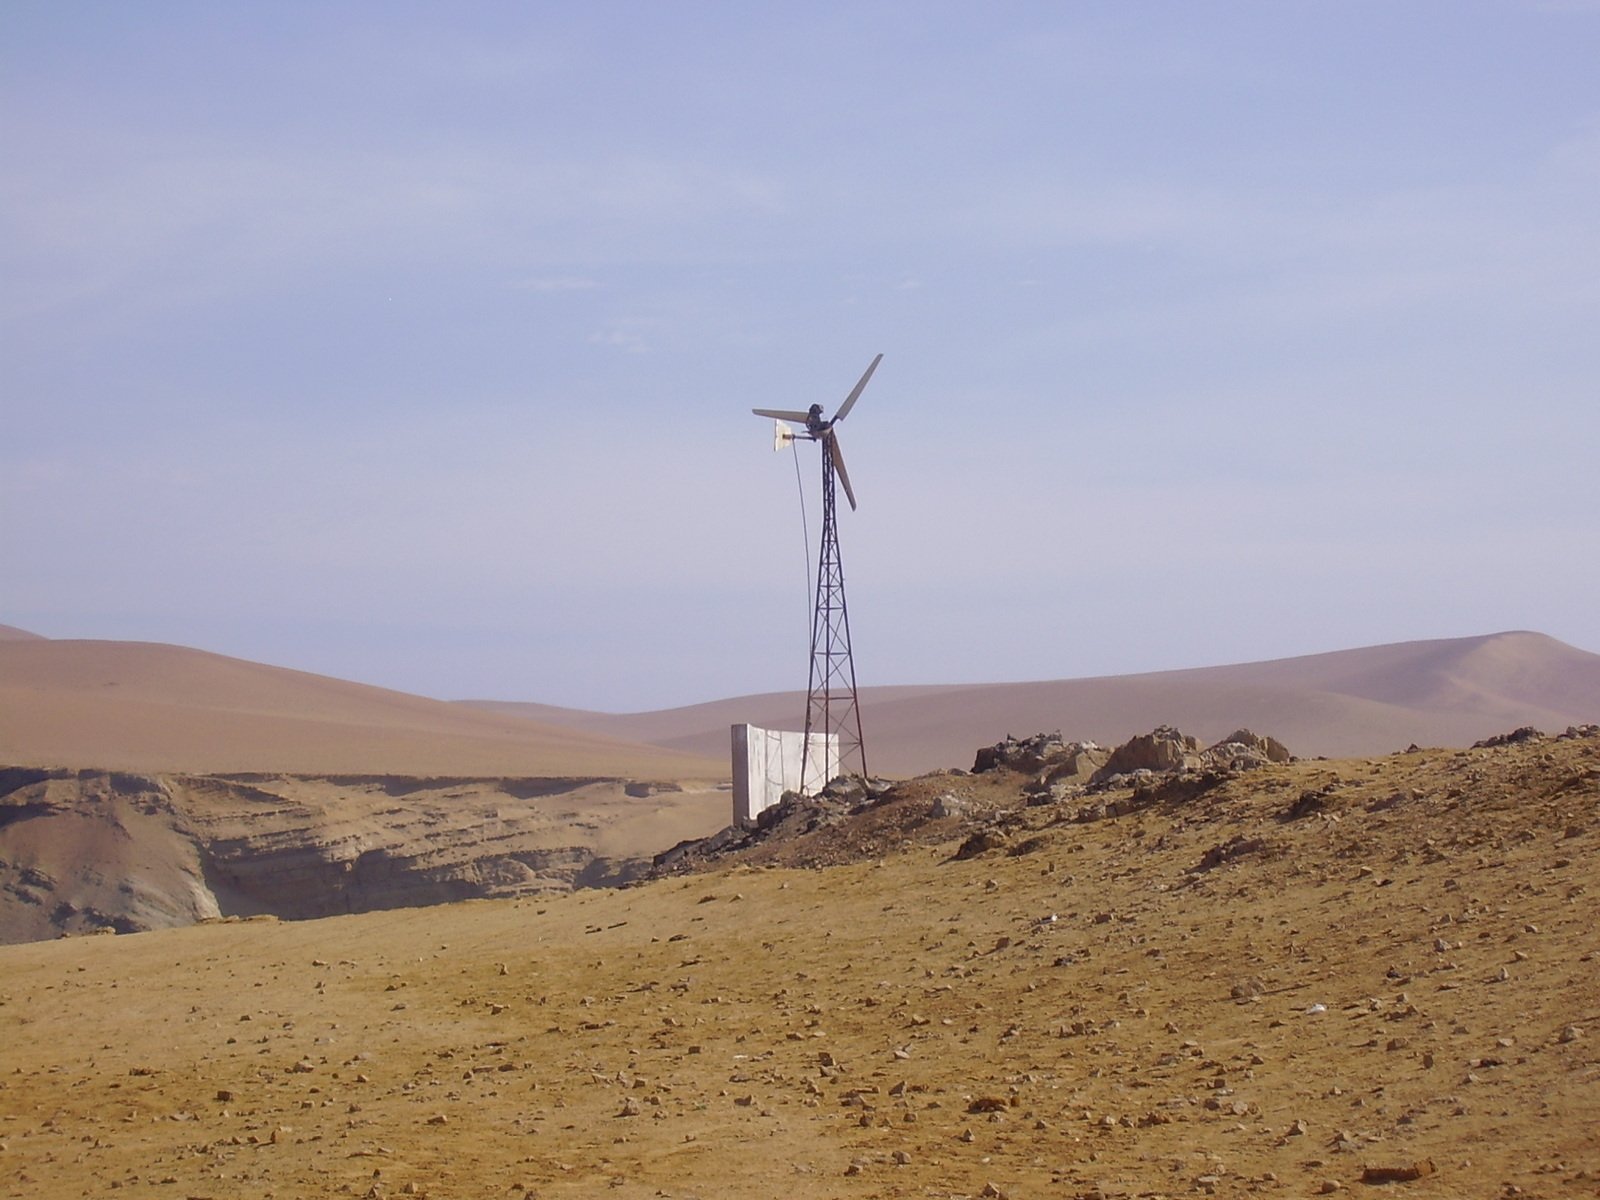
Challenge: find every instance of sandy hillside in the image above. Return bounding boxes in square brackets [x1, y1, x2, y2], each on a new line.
[1, 727, 1595, 1198]
[469, 631, 1600, 775]
[0, 638, 724, 779]
[0, 634, 731, 946]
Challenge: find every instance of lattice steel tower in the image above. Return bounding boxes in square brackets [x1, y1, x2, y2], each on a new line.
[752, 354, 881, 787]
[804, 435, 866, 780]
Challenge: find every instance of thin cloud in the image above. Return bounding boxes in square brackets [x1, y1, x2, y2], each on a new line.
[507, 275, 601, 292]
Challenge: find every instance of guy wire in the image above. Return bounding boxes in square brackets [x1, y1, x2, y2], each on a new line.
[791, 438, 813, 621]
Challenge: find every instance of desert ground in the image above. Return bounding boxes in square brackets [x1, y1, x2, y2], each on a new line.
[3, 725, 1597, 1198]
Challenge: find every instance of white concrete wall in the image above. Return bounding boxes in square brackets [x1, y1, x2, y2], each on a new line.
[731, 723, 840, 826]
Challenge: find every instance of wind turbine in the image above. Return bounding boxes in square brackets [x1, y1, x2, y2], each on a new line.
[753, 354, 882, 786]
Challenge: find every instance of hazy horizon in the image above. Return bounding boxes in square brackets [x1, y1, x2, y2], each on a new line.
[6, 3, 1598, 709]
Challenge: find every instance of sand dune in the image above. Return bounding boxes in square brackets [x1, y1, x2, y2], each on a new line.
[7, 628, 1598, 782]
[467, 631, 1600, 775]
[0, 638, 724, 779]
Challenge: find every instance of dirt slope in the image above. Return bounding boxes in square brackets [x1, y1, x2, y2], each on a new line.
[2, 727, 1595, 1198]
[466, 631, 1600, 775]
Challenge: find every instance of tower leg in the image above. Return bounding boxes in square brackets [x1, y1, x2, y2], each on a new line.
[801, 443, 867, 789]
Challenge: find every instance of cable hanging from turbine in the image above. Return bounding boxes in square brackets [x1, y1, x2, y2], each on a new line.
[791, 435, 812, 624]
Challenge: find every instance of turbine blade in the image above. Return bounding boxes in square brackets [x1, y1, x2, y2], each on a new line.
[829, 434, 858, 511]
[752, 407, 811, 422]
[833, 353, 882, 423]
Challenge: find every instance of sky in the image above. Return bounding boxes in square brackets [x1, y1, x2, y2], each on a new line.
[4, 1, 1599, 711]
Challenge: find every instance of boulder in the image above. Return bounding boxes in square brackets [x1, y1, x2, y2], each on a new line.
[1207, 729, 1292, 765]
[973, 732, 1066, 774]
[1472, 726, 1544, 748]
[973, 732, 1107, 780]
[1040, 742, 1111, 786]
[931, 793, 969, 820]
[1091, 726, 1200, 784]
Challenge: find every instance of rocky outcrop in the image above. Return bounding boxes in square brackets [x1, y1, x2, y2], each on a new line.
[968, 724, 1283, 794]
[973, 732, 1110, 784]
[1206, 729, 1293, 767]
[658, 726, 1302, 876]
[652, 774, 894, 876]
[1088, 726, 1292, 787]
[1090, 725, 1202, 783]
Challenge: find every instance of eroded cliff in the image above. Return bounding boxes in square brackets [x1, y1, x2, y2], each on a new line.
[0, 768, 728, 942]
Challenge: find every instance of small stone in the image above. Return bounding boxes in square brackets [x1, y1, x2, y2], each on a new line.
[1230, 978, 1266, 1002]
